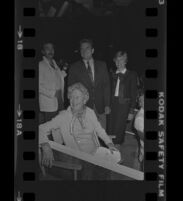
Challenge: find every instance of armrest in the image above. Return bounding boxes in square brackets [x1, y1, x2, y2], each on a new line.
[108, 135, 116, 139]
[52, 161, 82, 171]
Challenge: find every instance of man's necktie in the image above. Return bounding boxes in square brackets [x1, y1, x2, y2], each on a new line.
[115, 72, 125, 98]
[86, 61, 94, 83]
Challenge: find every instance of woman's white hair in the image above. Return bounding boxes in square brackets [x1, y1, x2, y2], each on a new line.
[67, 82, 89, 103]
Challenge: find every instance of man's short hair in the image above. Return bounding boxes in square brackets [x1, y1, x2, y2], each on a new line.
[79, 38, 93, 48]
[41, 42, 54, 51]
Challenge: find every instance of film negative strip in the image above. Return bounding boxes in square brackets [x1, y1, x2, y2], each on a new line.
[15, 0, 166, 200]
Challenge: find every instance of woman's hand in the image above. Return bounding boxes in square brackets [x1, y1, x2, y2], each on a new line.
[61, 70, 67, 77]
[104, 106, 111, 115]
[127, 113, 134, 121]
[107, 143, 118, 154]
[41, 143, 54, 168]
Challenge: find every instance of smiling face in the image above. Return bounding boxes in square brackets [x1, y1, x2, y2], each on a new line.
[42, 43, 54, 60]
[70, 89, 86, 112]
[114, 52, 128, 71]
[80, 42, 94, 61]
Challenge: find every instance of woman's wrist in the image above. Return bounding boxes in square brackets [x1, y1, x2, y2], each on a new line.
[41, 142, 51, 151]
[107, 142, 115, 147]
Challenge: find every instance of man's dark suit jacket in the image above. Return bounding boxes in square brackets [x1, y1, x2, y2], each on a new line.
[111, 70, 138, 112]
[68, 60, 110, 114]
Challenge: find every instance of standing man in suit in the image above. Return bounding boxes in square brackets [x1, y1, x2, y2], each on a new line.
[68, 39, 111, 130]
[39, 42, 67, 124]
[108, 50, 138, 147]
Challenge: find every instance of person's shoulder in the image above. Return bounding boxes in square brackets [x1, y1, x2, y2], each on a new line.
[129, 70, 137, 75]
[39, 60, 47, 71]
[95, 60, 106, 66]
[58, 109, 69, 117]
[55, 109, 70, 122]
[71, 60, 82, 67]
[70, 60, 83, 71]
[127, 70, 138, 77]
[39, 59, 45, 66]
[86, 107, 96, 117]
[95, 60, 108, 72]
[136, 108, 144, 118]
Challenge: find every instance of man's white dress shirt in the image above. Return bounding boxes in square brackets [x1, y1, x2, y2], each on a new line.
[83, 59, 95, 81]
[114, 68, 127, 97]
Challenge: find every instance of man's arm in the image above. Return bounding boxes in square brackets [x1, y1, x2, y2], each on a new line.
[67, 65, 78, 87]
[130, 72, 138, 112]
[102, 63, 111, 109]
[39, 64, 55, 98]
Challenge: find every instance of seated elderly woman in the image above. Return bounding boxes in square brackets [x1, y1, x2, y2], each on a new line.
[39, 82, 119, 179]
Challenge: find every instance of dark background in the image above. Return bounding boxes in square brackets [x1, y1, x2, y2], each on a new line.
[37, 0, 145, 76]
[14, 0, 166, 200]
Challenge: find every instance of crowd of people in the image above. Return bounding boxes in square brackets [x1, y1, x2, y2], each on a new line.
[38, 39, 144, 180]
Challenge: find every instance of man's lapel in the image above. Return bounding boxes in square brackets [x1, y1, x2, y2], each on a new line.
[124, 69, 129, 77]
[44, 59, 54, 75]
[93, 60, 99, 86]
[80, 60, 87, 73]
[80, 60, 93, 85]
[120, 69, 129, 82]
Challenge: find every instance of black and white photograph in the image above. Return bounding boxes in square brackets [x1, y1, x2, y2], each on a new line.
[36, 0, 145, 180]
[38, 0, 145, 181]
[14, 0, 167, 199]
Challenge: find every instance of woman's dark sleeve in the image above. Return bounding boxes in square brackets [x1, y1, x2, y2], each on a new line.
[130, 72, 138, 112]
[103, 63, 111, 107]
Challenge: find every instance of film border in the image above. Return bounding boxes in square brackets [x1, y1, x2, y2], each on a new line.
[15, 0, 166, 201]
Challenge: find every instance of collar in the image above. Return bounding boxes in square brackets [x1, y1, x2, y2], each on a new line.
[67, 106, 87, 117]
[83, 58, 94, 66]
[43, 56, 51, 63]
[116, 68, 127, 74]
[43, 56, 57, 69]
